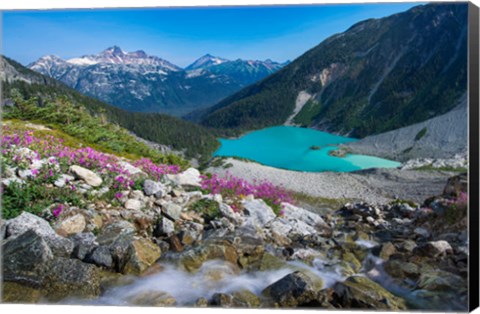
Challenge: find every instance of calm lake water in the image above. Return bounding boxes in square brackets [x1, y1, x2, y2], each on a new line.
[213, 126, 401, 172]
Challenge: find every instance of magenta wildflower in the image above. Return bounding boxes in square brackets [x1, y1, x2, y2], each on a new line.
[52, 204, 64, 218]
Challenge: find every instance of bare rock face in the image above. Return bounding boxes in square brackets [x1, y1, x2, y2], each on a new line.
[69, 165, 103, 187]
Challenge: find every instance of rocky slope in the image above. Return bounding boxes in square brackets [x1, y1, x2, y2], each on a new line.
[199, 3, 467, 138]
[1, 125, 468, 310]
[28, 47, 285, 116]
[345, 94, 468, 161]
[206, 158, 458, 204]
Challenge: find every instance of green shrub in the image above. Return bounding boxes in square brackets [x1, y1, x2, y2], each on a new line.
[414, 127, 428, 141]
[190, 199, 221, 223]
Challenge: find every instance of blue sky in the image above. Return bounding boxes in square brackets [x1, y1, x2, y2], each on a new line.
[3, 3, 422, 67]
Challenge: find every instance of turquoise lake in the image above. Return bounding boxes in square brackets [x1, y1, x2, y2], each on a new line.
[213, 126, 401, 172]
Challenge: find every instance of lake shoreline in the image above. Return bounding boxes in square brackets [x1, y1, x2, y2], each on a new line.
[206, 157, 456, 204]
[214, 126, 400, 172]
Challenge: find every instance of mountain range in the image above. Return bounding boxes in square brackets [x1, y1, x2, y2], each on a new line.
[196, 3, 468, 139]
[28, 47, 287, 116]
[1, 56, 220, 161]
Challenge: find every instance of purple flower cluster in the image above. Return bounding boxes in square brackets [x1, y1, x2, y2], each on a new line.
[133, 158, 181, 180]
[52, 204, 64, 217]
[2, 127, 180, 190]
[200, 173, 293, 206]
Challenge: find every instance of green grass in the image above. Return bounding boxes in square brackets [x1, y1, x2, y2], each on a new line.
[414, 127, 428, 141]
[413, 165, 468, 172]
[291, 191, 350, 211]
[3, 92, 189, 168]
[189, 199, 221, 223]
[2, 180, 83, 219]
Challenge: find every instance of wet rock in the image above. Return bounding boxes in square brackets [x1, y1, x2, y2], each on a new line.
[258, 253, 287, 271]
[122, 237, 162, 275]
[195, 297, 209, 307]
[168, 234, 184, 252]
[179, 221, 204, 246]
[210, 293, 234, 307]
[378, 242, 396, 260]
[55, 214, 86, 236]
[43, 257, 101, 301]
[124, 199, 144, 211]
[243, 199, 276, 226]
[384, 260, 420, 280]
[127, 291, 176, 306]
[414, 240, 453, 258]
[332, 275, 407, 310]
[232, 290, 261, 308]
[162, 203, 182, 221]
[2, 281, 43, 303]
[417, 270, 466, 292]
[179, 239, 238, 272]
[6, 212, 73, 257]
[85, 246, 113, 268]
[70, 232, 97, 260]
[167, 168, 201, 187]
[262, 271, 323, 307]
[69, 165, 102, 187]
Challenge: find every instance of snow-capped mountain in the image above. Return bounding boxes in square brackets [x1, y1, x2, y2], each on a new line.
[28, 47, 286, 116]
[185, 54, 229, 71]
[66, 46, 181, 71]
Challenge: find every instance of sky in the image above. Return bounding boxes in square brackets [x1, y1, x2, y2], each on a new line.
[2, 2, 422, 67]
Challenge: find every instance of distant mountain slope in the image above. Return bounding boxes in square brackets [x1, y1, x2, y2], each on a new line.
[345, 94, 468, 161]
[28, 47, 285, 116]
[2, 56, 219, 161]
[199, 3, 467, 138]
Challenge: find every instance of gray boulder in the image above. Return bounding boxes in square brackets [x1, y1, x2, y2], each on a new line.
[43, 257, 101, 301]
[242, 199, 276, 226]
[3, 230, 54, 285]
[167, 168, 201, 187]
[143, 179, 164, 196]
[262, 271, 323, 307]
[6, 212, 73, 257]
[162, 203, 182, 221]
[85, 246, 113, 268]
[71, 232, 98, 260]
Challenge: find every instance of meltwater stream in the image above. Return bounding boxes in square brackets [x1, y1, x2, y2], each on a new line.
[214, 126, 400, 172]
[75, 259, 345, 306]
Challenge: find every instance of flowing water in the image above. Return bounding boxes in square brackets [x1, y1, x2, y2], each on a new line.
[214, 126, 401, 172]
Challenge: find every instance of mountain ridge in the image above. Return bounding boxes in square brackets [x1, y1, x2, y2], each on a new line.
[198, 3, 468, 139]
[27, 47, 287, 116]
